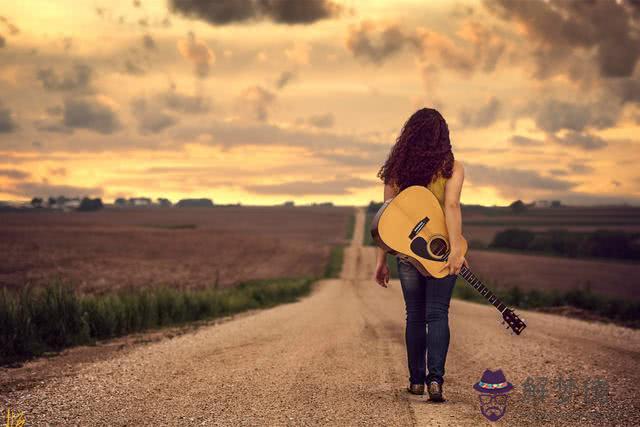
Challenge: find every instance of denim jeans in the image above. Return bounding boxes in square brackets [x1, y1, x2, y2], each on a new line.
[396, 257, 457, 386]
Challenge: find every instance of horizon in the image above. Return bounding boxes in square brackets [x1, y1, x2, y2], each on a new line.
[1, 0, 639, 207]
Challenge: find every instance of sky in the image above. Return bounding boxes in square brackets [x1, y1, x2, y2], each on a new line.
[1, 0, 639, 207]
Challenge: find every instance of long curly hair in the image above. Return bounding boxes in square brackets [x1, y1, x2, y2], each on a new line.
[377, 107, 454, 191]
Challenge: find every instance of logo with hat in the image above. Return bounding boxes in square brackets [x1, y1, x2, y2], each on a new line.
[473, 368, 514, 421]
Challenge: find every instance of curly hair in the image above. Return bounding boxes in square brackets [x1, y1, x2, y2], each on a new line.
[377, 107, 454, 191]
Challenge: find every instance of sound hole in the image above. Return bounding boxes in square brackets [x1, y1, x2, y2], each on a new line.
[429, 237, 448, 259]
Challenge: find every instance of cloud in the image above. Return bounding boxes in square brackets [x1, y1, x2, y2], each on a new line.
[275, 70, 296, 89]
[63, 96, 121, 134]
[7, 181, 103, 199]
[0, 168, 29, 179]
[168, 0, 342, 25]
[305, 112, 334, 128]
[531, 98, 619, 133]
[465, 162, 575, 191]
[0, 101, 17, 133]
[142, 34, 156, 50]
[130, 97, 178, 134]
[0, 16, 19, 35]
[236, 85, 276, 121]
[568, 161, 595, 174]
[509, 135, 544, 146]
[244, 176, 377, 195]
[160, 87, 211, 114]
[483, 0, 640, 79]
[345, 20, 418, 65]
[177, 31, 215, 77]
[548, 131, 608, 151]
[458, 96, 501, 128]
[36, 63, 92, 91]
[284, 42, 311, 65]
[0, 35, 5, 48]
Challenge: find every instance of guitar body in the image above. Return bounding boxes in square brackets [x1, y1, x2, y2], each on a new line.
[370, 185, 467, 278]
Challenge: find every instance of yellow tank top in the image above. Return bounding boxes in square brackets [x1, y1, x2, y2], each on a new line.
[392, 171, 448, 208]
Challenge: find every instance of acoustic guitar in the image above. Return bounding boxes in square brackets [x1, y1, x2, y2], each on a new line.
[370, 185, 527, 335]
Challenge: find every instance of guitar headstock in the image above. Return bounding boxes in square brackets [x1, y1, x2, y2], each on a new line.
[500, 308, 527, 335]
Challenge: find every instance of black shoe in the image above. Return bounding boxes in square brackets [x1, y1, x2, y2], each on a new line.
[407, 383, 425, 395]
[427, 381, 444, 402]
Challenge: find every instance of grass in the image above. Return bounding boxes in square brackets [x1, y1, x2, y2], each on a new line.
[452, 276, 640, 329]
[1, 210, 357, 366]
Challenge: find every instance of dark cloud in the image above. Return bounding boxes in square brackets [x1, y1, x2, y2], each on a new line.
[236, 85, 276, 121]
[178, 31, 214, 78]
[275, 70, 296, 89]
[508, 135, 544, 146]
[458, 96, 501, 128]
[0, 168, 29, 179]
[0, 16, 19, 35]
[465, 162, 575, 191]
[306, 112, 334, 128]
[568, 161, 595, 174]
[345, 20, 505, 75]
[63, 97, 121, 134]
[169, 0, 342, 25]
[0, 101, 17, 133]
[36, 63, 92, 91]
[346, 21, 418, 65]
[548, 131, 608, 151]
[142, 34, 156, 50]
[160, 87, 211, 114]
[130, 97, 178, 134]
[483, 0, 640, 78]
[245, 176, 377, 195]
[8, 181, 103, 199]
[531, 98, 619, 133]
[123, 59, 146, 75]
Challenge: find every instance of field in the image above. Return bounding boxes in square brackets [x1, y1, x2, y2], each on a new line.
[364, 204, 640, 301]
[0, 205, 354, 294]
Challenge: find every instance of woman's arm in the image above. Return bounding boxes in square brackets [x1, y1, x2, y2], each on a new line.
[375, 182, 398, 267]
[444, 160, 465, 255]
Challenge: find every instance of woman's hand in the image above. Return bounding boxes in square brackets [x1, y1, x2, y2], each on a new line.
[443, 249, 469, 276]
[374, 262, 390, 288]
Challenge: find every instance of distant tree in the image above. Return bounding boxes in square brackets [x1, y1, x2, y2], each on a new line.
[47, 196, 57, 207]
[551, 200, 562, 208]
[283, 200, 294, 207]
[30, 197, 43, 208]
[114, 197, 127, 206]
[78, 197, 104, 211]
[509, 199, 527, 213]
[176, 198, 214, 208]
[157, 198, 172, 207]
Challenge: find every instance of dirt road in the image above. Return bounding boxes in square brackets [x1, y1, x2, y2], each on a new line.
[2, 207, 639, 426]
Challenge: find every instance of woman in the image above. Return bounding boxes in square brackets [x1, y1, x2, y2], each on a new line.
[373, 107, 468, 402]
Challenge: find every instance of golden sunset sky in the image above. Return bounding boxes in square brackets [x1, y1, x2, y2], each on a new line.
[1, 0, 639, 206]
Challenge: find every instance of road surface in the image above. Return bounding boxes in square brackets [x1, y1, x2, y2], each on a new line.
[2, 207, 639, 426]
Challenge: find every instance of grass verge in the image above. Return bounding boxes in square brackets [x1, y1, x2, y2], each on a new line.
[452, 277, 640, 329]
[1, 239, 347, 366]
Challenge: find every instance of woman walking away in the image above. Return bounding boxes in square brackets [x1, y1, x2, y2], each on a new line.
[373, 107, 468, 403]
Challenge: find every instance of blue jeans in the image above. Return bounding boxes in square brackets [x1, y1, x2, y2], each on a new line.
[396, 257, 457, 386]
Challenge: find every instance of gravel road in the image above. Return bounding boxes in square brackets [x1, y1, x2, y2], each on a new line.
[2, 207, 639, 426]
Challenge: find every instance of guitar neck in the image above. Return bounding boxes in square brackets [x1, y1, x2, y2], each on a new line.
[458, 265, 507, 314]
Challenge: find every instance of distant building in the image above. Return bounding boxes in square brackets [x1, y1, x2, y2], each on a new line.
[534, 200, 550, 208]
[130, 197, 152, 207]
[550, 200, 562, 208]
[283, 201, 295, 207]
